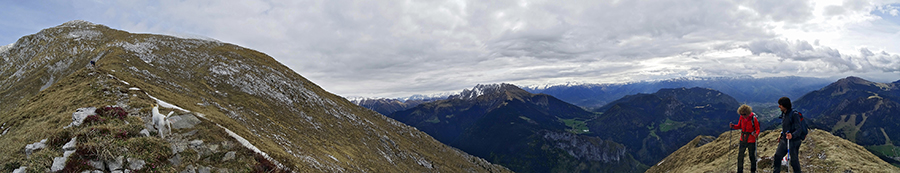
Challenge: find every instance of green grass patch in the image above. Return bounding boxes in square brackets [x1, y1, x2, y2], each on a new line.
[425, 116, 441, 123]
[558, 118, 590, 134]
[867, 144, 900, 157]
[659, 118, 686, 132]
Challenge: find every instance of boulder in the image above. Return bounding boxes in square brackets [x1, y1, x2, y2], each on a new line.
[12, 166, 26, 173]
[68, 107, 97, 127]
[51, 157, 68, 172]
[89, 159, 106, 170]
[223, 151, 236, 162]
[25, 139, 48, 158]
[107, 156, 124, 171]
[181, 165, 197, 173]
[169, 114, 202, 129]
[128, 157, 146, 170]
[198, 166, 211, 173]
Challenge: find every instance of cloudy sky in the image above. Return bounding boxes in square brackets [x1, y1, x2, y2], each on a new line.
[2, 0, 900, 98]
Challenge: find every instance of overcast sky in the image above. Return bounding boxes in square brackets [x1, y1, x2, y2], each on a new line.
[2, 0, 900, 98]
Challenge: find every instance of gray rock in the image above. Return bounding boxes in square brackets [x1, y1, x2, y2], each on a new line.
[140, 129, 150, 137]
[13, 166, 27, 173]
[209, 144, 219, 152]
[169, 114, 202, 129]
[68, 107, 97, 127]
[89, 159, 106, 170]
[183, 130, 199, 136]
[181, 165, 197, 173]
[111, 170, 123, 173]
[64, 150, 75, 158]
[169, 153, 183, 166]
[63, 137, 78, 150]
[51, 157, 67, 172]
[107, 156, 124, 171]
[172, 142, 187, 153]
[25, 139, 47, 158]
[92, 171, 104, 173]
[223, 151, 236, 162]
[189, 139, 204, 148]
[127, 157, 146, 170]
[198, 166, 211, 173]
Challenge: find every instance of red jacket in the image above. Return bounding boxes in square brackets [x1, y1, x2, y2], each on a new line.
[730, 112, 760, 143]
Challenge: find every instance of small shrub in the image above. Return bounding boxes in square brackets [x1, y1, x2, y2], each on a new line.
[3, 162, 21, 172]
[48, 130, 72, 148]
[95, 106, 128, 120]
[83, 115, 105, 125]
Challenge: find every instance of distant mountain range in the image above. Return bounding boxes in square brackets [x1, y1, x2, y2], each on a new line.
[389, 84, 647, 172]
[524, 76, 833, 109]
[587, 87, 741, 166]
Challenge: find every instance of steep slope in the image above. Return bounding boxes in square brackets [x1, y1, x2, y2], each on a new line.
[0, 20, 509, 172]
[390, 84, 646, 172]
[587, 87, 741, 166]
[524, 76, 831, 109]
[793, 76, 900, 166]
[647, 129, 900, 173]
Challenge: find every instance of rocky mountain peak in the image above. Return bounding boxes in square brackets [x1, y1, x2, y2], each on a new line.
[0, 21, 510, 172]
[449, 83, 527, 100]
[833, 76, 872, 86]
[57, 20, 103, 29]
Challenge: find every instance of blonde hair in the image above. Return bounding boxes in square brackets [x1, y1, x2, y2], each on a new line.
[737, 104, 752, 116]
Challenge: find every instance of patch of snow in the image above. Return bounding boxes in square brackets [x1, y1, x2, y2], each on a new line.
[216, 124, 286, 169]
[40, 76, 55, 91]
[328, 155, 338, 161]
[146, 94, 189, 112]
[128, 87, 140, 90]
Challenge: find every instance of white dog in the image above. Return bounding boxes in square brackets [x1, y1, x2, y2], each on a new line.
[151, 104, 172, 138]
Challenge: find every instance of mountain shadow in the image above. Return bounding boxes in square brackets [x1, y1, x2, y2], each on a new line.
[390, 84, 647, 172]
[587, 87, 741, 166]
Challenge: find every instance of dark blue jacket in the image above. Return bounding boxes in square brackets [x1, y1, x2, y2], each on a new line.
[781, 108, 802, 139]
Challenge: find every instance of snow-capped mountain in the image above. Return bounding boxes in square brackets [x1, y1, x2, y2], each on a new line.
[0, 20, 509, 172]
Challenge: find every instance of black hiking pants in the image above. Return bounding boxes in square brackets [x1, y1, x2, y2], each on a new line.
[737, 141, 757, 173]
[773, 138, 801, 173]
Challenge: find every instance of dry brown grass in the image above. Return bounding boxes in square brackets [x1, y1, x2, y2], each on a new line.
[647, 129, 900, 173]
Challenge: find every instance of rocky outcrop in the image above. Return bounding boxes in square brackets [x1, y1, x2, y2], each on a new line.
[540, 131, 626, 162]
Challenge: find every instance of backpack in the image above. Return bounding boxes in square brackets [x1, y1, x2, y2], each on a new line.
[794, 111, 808, 140]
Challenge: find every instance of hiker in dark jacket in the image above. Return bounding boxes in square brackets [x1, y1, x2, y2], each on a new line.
[773, 97, 803, 173]
[730, 104, 759, 173]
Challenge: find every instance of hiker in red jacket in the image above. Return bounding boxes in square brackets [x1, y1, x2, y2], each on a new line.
[729, 104, 760, 173]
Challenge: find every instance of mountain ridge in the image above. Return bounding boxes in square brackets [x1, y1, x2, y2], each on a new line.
[647, 129, 900, 172]
[0, 20, 510, 172]
[389, 84, 647, 172]
[586, 87, 740, 166]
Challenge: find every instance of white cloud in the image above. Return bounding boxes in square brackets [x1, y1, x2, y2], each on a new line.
[3, 0, 899, 98]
